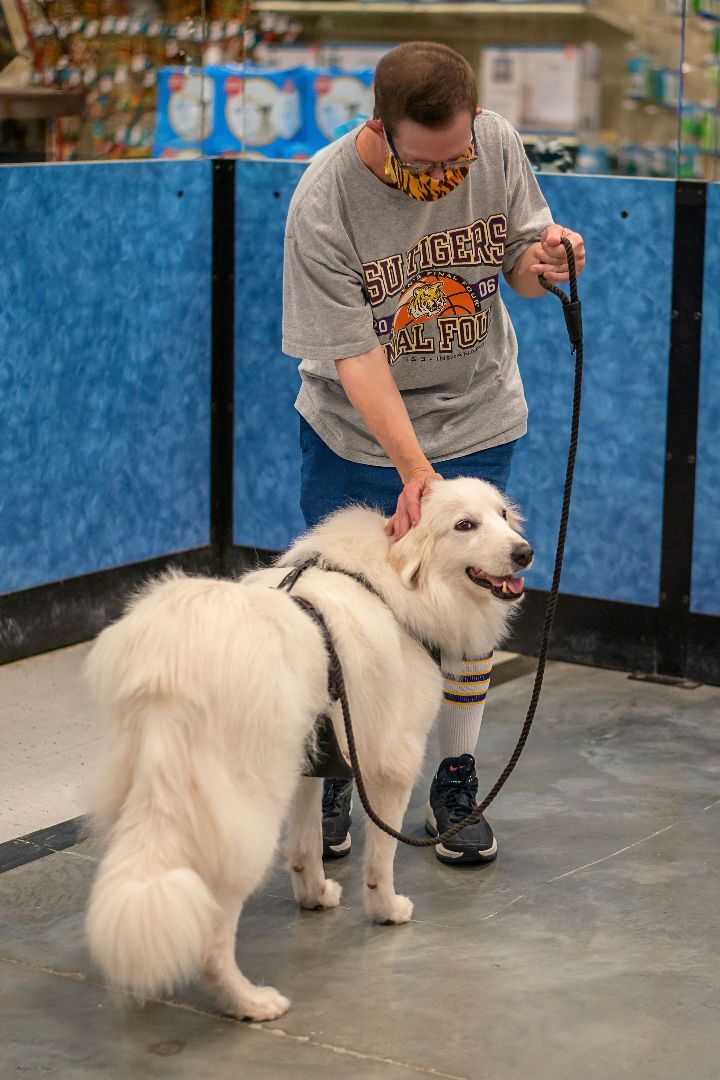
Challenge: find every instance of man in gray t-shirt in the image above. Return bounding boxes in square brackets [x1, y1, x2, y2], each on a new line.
[282, 42, 585, 867]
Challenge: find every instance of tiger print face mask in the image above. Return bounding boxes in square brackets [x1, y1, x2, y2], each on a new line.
[384, 144, 473, 202]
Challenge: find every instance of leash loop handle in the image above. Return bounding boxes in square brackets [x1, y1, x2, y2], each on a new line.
[539, 237, 583, 352]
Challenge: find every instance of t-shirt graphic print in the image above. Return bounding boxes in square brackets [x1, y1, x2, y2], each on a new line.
[363, 214, 507, 371]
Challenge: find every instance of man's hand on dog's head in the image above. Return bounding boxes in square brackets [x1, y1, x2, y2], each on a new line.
[385, 469, 443, 541]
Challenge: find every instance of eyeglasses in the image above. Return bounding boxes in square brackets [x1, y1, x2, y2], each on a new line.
[384, 125, 478, 176]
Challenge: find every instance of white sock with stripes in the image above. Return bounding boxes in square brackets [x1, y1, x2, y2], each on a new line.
[437, 651, 494, 760]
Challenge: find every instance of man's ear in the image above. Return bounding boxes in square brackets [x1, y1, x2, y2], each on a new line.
[365, 118, 384, 136]
[389, 525, 435, 590]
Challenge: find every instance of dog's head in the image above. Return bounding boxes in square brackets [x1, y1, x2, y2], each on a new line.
[388, 477, 532, 603]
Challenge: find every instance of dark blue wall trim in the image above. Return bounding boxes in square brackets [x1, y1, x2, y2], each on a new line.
[212, 159, 236, 563]
[657, 181, 706, 676]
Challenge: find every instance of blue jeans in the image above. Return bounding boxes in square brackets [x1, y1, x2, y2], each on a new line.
[299, 415, 516, 529]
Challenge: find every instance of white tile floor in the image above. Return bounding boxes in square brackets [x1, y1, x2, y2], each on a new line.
[0, 643, 519, 845]
[0, 643, 97, 843]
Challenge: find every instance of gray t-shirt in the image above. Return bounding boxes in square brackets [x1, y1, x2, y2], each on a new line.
[282, 110, 553, 466]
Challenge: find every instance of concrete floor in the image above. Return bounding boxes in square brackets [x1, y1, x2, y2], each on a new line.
[1, 651, 719, 1079]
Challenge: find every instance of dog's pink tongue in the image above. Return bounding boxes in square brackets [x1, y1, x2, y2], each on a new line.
[485, 574, 525, 594]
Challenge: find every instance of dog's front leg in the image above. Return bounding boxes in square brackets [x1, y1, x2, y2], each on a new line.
[362, 776, 414, 925]
[285, 777, 342, 911]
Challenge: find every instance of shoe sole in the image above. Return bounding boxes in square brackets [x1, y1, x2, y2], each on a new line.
[322, 833, 351, 860]
[425, 808, 498, 865]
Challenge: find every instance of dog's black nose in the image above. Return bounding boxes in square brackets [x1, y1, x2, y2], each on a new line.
[513, 543, 534, 569]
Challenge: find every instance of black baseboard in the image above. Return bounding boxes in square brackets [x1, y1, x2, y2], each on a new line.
[0, 817, 86, 875]
[504, 589, 719, 688]
[686, 613, 720, 686]
[504, 588, 660, 676]
[0, 547, 217, 665]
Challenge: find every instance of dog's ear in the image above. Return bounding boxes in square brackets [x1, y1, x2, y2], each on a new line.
[389, 526, 435, 590]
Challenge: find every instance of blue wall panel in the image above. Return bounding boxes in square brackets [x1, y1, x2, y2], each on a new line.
[233, 161, 306, 550]
[233, 165, 674, 609]
[691, 182, 720, 616]
[0, 160, 212, 593]
[504, 176, 674, 605]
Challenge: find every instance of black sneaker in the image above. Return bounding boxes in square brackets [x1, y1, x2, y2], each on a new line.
[322, 777, 353, 859]
[425, 754, 498, 865]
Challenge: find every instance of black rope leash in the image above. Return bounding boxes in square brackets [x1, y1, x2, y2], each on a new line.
[332, 237, 584, 847]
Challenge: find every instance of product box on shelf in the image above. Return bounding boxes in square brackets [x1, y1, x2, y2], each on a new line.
[306, 67, 374, 144]
[154, 63, 375, 159]
[154, 67, 214, 157]
[206, 64, 307, 158]
[480, 45, 600, 134]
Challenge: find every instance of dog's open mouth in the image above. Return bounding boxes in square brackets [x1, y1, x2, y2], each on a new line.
[466, 567, 525, 602]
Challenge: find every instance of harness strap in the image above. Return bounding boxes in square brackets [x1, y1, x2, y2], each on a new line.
[285, 593, 339, 703]
[281, 587, 353, 779]
[276, 556, 320, 593]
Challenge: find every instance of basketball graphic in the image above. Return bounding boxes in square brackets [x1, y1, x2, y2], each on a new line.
[393, 273, 480, 331]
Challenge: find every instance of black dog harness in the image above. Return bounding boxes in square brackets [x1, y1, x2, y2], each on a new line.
[275, 555, 437, 779]
[276, 557, 354, 779]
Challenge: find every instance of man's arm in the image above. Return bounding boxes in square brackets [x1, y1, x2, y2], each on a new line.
[505, 224, 586, 297]
[335, 345, 441, 538]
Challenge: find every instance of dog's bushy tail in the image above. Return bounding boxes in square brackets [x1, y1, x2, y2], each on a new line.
[85, 700, 221, 1000]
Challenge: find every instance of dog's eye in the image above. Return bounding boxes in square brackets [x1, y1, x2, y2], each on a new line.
[454, 520, 477, 532]
[501, 509, 508, 521]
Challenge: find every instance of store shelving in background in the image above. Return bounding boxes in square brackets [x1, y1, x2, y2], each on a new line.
[0, 0, 717, 175]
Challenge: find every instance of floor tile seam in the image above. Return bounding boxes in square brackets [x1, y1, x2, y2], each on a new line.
[0, 953, 467, 1079]
[402, 799, 720, 927]
[245, 1024, 468, 1078]
[542, 798, 720, 885]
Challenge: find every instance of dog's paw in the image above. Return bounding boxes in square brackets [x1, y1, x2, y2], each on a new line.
[299, 878, 342, 911]
[234, 986, 291, 1023]
[366, 892, 414, 925]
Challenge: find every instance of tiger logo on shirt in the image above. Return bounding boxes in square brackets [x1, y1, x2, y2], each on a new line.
[407, 281, 446, 321]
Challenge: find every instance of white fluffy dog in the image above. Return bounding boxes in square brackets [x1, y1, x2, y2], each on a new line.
[84, 477, 531, 1021]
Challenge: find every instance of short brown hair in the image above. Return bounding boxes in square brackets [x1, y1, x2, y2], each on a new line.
[374, 42, 478, 131]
